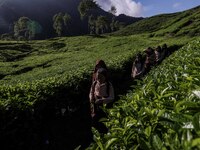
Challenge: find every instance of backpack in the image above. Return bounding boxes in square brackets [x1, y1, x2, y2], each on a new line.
[91, 80, 110, 99]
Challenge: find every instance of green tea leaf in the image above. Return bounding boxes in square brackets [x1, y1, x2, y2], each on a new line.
[145, 126, 152, 137]
[192, 138, 200, 147]
[192, 112, 200, 135]
[105, 138, 118, 149]
[152, 134, 163, 150]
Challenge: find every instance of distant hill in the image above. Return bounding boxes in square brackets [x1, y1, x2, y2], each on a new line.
[113, 6, 200, 37]
[0, 0, 143, 38]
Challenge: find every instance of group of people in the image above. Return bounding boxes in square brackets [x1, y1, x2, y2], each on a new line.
[89, 44, 169, 133]
[131, 44, 168, 79]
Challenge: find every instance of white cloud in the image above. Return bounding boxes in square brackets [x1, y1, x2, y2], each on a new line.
[95, 0, 144, 17]
[173, 2, 181, 8]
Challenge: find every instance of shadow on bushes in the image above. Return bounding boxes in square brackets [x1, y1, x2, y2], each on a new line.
[0, 44, 183, 150]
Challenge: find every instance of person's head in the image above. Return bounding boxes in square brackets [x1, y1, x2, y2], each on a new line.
[96, 68, 108, 83]
[95, 59, 107, 72]
[145, 47, 154, 55]
[156, 46, 161, 52]
[135, 53, 142, 63]
[162, 44, 167, 50]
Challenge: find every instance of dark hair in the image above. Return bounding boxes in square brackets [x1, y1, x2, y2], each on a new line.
[135, 53, 142, 63]
[145, 47, 154, 55]
[162, 44, 167, 49]
[137, 53, 142, 59]
[94, 60, 107, 72]
[156, 46, 162, 52]
[92, 59, 108, 82]
[97, 68, 108, 78]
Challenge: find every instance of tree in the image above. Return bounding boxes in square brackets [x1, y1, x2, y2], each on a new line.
[110, 20, 125, 32]
[13, 17, 42, 40]
[14, 17, 30, 38]
[88, 15, 96, 34]
[95, 16, 109, 34]
[17, 17, 30, 30]
[53, 12, 71, 36]
[14, 21, 20, 37]
[53, 13, 63, 36]
[27, 21, 42, 40]
[114, 21, 125, 30]
[109, 6, 117, 32]
[110, 18, 115, 32]
[78, 0, 98, 19]
[63, 13, 71, 34]
[63, 13, 71, 26]
[109, 5, 117, 16]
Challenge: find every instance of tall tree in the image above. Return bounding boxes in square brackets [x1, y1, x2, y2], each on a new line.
[14, 21, 20, 37]
[13, 17, 42, 40]
[53, 13, 63, 36]
[114, 21, 125, 30]
[109, 5, 117, 16]
[109, 5, 117, 32]
[110, 18, 115, 32]
[53, 12, 71, 36]
[78, 0, 98, 19]
[95, 16, 109, 35]
[17, 17, 30, 30]
[63, 13, 71, 26]
[27, 21, 42, 40]
[63, 13, 71, 34]
[88, 15, 96, 34]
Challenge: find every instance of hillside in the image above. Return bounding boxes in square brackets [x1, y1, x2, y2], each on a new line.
[1, 34, 198, 149]
[0, 0, 142, 38]
[113, 5, 200, 37]
[0, 5, 200, 150]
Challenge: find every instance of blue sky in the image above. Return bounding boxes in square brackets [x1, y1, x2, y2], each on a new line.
[96, 0, 200, 17]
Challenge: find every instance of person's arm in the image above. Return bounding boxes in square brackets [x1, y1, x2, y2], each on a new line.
[135, 64, 142, 76]
[95, 83, 114, 104]
[131, 63, 136, 78]
[89, 83, 95, 103]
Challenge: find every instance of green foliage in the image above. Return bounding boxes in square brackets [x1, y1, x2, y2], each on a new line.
[88, 15, 96, 34]
[27, 20, 42, 39]
[63, 13, 71, 26]
[78, 0, 98, 19]
[88, 39, 200, 149]
[0, 34, 164, 110]
[95, 16, 109, 34]
[110, 19, 123, 32]
[113, 6, 200, 37]
[0, 34, 199, 149]
[53, 12, 71, 36]
[14, 17, 42, 40]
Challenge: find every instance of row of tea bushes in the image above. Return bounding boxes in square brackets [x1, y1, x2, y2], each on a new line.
[89, 39, 200, 150]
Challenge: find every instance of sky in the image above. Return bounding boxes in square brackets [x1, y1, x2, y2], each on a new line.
[95, 0, 200, 17]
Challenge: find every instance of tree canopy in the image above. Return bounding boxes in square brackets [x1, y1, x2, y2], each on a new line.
[53, 12, 71, 36]
[78, 0, 98, 19]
